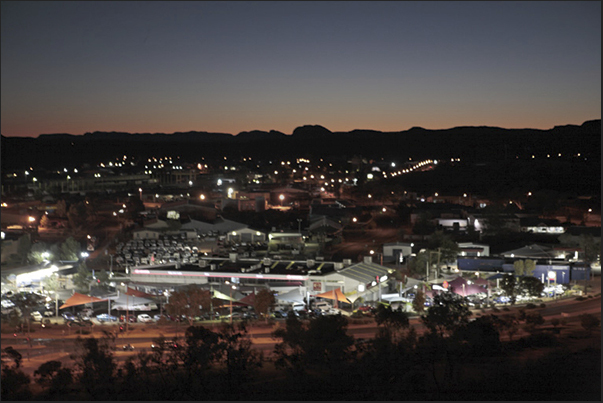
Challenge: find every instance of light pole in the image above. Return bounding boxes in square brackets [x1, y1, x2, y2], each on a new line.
[279, 194, 285, 207]
[225, 281, 236, 323]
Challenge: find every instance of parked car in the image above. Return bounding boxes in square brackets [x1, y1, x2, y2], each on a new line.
[30, 311, 43, 322]
[96, 314, 118, 323]
[62, 312, 77, 322]
[137, 314, 154, 323]
[122, 344, 135, 351]
[43, 310, 54, 317]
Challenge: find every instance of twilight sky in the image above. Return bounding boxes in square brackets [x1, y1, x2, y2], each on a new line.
[1, 1, 600, 137]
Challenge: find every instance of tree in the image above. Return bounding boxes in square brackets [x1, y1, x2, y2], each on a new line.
[272, 314, 354, 375]
[254, 288, 276, 322]
[1, 349, 31, 400]
[42, 274, 61, 311]
[524, 259, 536, 276]
[421, 292, 472, 337]
[28, 241, 50, 264]
[407, 250, 430, 277]
[412, 212, 436, 235]
[454, 315, 502, 356]
[165, 285, 211, 326]
[427, 231, 460, 270]
[513, 260, 525, 276]
[524, 312, 545, 329]
[500, 274, 518, 304]
[33, 360, 72, 395]
[55, 200, 67, 218]
[579, 313, 600, 335]
[39, 215, 50, 228]
[518, 276, 544, 299]
[16, 234, 32, 265]
[67, 201, 88, 231]
[94, 269, 111, 292]
[72, 335, 117, 398]
[374, 304, 410, 343]
[375, 304, 409, 330]
[412, 289, 426, 313]
[61, 237, 81, 261]
[481, 204, 508, 236]
[219, 322, 263, 388]
[72, 265, 92, 292]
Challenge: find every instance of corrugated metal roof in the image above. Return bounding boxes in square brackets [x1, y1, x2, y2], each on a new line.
[338, 262, 391, 284]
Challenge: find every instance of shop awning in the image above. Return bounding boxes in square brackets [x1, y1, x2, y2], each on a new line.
[59, 292, 107, 309]
[315, 288, 351, 304]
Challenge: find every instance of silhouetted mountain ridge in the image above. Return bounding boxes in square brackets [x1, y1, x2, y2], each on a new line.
[1, 120, 599, 171]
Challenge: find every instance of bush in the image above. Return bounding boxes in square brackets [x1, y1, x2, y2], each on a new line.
[525, 303, 537, 309]
[539, 303, 546, 308]
[512, 332, 558, 349]
[579, 314, 600, 334]
[575, 296, 586, 301]
[502, 307, 510, 312]
[75, 329, 91, 335]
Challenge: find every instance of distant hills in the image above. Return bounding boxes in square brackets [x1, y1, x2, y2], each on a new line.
[1, 120, 600, 170]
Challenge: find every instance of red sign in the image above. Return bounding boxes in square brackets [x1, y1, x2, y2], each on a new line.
[313, 282, 322, 291]
[442, 281, 449, 289]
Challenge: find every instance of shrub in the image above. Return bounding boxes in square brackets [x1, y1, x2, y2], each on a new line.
[502, 307, 510, 311]
[575, 296, 586, 301]
[579, 314, 600, 334]
[525, 303, 537, 309]
[539, 303, 546, 308]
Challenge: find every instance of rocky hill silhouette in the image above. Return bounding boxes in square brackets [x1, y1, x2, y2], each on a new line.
[1, 120, 600, 171]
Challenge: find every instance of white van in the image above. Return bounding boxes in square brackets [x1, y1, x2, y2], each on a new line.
[292, 302, 306, 312]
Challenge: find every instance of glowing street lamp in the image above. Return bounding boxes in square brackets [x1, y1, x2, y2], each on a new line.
[279, 194, 285, 206]
[139, 188, 142, 201]
[225, 281, 237, 323]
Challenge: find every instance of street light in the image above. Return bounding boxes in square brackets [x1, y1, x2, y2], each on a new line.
[279, 194, 284, 206]
[225, 281, 237, 323]
[139, 188, 142, 201]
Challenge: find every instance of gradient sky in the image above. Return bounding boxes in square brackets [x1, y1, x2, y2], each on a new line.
[1, 1, 600, 137]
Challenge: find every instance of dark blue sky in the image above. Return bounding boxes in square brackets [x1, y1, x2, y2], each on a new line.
[1, 1, 600, 137]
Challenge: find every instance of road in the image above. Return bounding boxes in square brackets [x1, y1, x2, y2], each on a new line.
[3, 292, 600, 377]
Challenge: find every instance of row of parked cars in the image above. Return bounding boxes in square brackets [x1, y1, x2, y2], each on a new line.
[114, 236, 204, 267]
